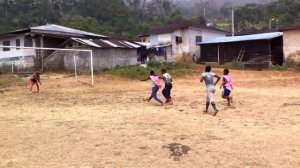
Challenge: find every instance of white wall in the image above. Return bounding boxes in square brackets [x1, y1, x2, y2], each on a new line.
[0, 35, 35, 59]
[170, 28, 226, 58]
[201, 29, 227, 41]
[189, 28, 226, 57]
[150, 35, 158, 46]
[158, 33, 172, 44]
[283, 29, 300, 59]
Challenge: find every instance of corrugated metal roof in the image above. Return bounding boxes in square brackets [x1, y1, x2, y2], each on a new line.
[70, 38, 143, 49]
[198, 32, 283, 45]
[1, 24, 107, 38]
[31, 24, 107, 38]
[123, 41, 141, 48]
[72, 38, 101, 48]
[150, 43, 172, 48]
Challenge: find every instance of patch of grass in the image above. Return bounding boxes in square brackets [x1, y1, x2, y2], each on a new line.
[0, 74, 25, 88]
[271, 64, 289, 71]
[203, 61, 245, 70]
[106, 58, 200, 79]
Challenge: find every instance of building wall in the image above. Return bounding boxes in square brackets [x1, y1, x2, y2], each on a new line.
[171, 28, 226, 58]
[46, 48, 139, 73]
[0, 56, 35, 73]
[200, 39, 283, 65]
[0, 34, 35, 59]
[157, 33, 172, 45]
[172, 29, 185, 57]
[283, 29, 300, 59]
[0, 34, 36, 72]
[43, 50, 65, 71]
[150, 35, 158, 46]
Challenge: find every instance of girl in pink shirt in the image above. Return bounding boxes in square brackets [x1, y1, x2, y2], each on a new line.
[220, 69, 233, 106]
[141, 71, 163, 106]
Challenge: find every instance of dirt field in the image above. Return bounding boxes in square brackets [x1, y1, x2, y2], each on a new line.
[0, 69, 300, 168]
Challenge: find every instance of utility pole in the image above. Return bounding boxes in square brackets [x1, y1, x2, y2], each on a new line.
[201, 0, 209, 19]
[231, 5, 235, 36]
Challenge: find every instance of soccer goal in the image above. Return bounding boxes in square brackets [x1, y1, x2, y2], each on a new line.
[0, 46, 95, 86]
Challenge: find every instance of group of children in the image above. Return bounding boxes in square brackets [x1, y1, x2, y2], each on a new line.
[29, 66, 232, 116]
[143, 66, 233, 116]
[200, 66, 233, 116]
[142, 69, 173, 106]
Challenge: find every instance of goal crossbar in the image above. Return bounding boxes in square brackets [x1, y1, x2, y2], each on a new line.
[0, 46, 94, 86]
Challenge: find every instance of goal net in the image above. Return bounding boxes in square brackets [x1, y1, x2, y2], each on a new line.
[0, 46, 94, 86]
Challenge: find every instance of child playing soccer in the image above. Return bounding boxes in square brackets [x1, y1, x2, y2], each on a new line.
[200, 66, 221, 116]
[142, 71, 164, 106]
[29, 72, 41, 93]
[220, 69, 233, 106]
[160, 69, 173, 105]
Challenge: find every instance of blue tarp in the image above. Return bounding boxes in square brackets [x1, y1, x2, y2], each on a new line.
[198, 32, 283, 45]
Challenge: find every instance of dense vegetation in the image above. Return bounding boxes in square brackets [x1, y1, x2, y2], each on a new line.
[0, 0, 190, 38]
[233, 0, 300, 31]
[0, 0, 300, 39]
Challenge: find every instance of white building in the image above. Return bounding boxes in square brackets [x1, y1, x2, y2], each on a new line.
[0, 24, 106, 72]
[148, 22, 227, 62]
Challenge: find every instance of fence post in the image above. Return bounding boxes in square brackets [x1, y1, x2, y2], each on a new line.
[12, 62, 14, 73]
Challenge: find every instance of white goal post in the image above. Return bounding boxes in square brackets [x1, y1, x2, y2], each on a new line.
[0, 46, 94, 86]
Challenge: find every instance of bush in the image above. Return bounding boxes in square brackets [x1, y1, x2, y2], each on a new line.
[147, 60, 162, 68]
[271, 64, 289, 71]
[174, 55, 195, 69]
[106, 60, 199, 80]
[286, 51, 300, 70]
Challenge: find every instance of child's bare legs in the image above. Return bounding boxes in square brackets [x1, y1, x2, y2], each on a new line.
[36, 83, 40, 93]
[203, 101, 210, 113]
[222, 88, 232, 106]
[211, 101, 219, 116]
[29, 82, 40, 93]
[222, 95, 231, 106]
[29, 82, 34, 93]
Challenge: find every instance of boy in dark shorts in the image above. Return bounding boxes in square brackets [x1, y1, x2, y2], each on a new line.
[160, 69, 173, 105]
[29, 72, 41, 93]
[220, 69, 233, 106]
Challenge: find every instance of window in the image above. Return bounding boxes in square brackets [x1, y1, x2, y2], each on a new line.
[16, 39, 20, 50]
[3, 41, 10, 51]
[175, 36, 182, 44]
[158, 47, 166, 56]
[196, 36, 202, 43]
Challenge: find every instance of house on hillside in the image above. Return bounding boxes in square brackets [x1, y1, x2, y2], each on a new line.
[0, 24, 107, 73]
[44, 38, 143, 72]
[138, 34, 150, 43]
[198, 32, 284, 66]
[280, 24, 300, 59]
[148, 22, 227, 62]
